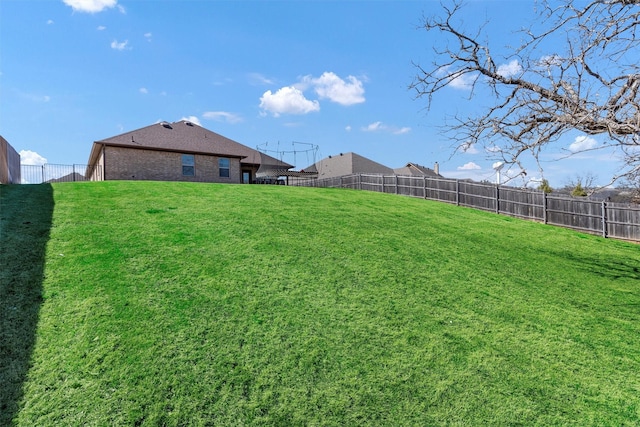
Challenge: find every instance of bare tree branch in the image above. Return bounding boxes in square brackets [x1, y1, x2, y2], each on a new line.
[411, 0, 640, 184]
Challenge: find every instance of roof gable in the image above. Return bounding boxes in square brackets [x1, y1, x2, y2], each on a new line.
[393, 162, 441, 177]
[308, 152, 393, 178]
[92, 120, 291, 168]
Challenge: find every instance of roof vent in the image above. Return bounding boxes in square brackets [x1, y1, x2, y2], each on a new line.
[160, 122, 172, 129]
[185, 121, 194, 127]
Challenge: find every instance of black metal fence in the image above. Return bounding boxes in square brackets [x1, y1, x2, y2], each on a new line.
[296, 174, 640, 242]
[20, 164, 102, 184]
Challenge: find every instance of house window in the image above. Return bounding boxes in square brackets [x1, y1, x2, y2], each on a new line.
[219, 158, 230, 178]
[182, 154, 195, 176]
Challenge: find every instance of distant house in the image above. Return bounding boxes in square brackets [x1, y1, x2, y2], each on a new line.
[86, 120, 292, 183]
[303, 152, 442, 180]
[304, 152, 394, 180]
[393, 162, 441, 178]
[47, 172, 85, 183]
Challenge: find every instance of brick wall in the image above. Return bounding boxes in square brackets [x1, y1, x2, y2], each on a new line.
[104, 146, 241, 183]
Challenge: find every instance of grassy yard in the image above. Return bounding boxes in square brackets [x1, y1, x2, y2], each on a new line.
[2, 181, 639, 426]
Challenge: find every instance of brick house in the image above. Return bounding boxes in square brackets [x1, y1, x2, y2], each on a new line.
[86, 120, 292, 183]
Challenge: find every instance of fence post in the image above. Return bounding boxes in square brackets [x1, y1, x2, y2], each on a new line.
[358, 174, 362, 191]
[395, 175, 398, 195]
[602, 201, 608, 238]
[42, 165, 46, 183]
[456, 180, 460, 206]
[495, 185, 500, 214]
[543, 192, 548, 224]
[423, 176, 427, 199]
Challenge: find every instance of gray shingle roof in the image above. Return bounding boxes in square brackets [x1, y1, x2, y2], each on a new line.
[304, 152, 394, 179]
[89, 120, 292, 168]
[393, 163, 441, 177]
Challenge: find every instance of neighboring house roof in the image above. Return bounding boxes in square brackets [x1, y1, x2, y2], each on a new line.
[87, 120, 292, 169]
[47, 172, 85, 183]
[304, 152, 394, 179]
[393, 162, 441, 177]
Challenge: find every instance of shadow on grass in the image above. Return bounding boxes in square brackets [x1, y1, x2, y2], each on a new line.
[556, 248, 640, 281]
[0, 184, 54, 425]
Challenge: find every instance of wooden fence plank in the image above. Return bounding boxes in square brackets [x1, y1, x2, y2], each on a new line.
[296, 174, 639, 242]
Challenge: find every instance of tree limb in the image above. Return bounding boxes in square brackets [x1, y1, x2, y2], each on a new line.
[411, 0, 640, 183]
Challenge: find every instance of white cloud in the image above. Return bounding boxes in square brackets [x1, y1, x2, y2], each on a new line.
[361, 121, 410, 135]
[259, 71, 366, 116]
[259, 86, 320, 117]
[110, 39, 130, 51]
[202, 111, 243, 124]
[144, 32, 152, 41]
[569, 135, 598, 152]
[47, 19, 54, 25]
[283, 121, 302, 128]
[458, 162, 482, 170]
[181, 116, 202, 126]
[212, 77, 233, 86]
[345, 125, 352, 132]
[302, 72, 365, 106]
[394, 127, 411, 135]
[258, 71, 365, 117]
[139, 87, 148, 94]
[20, 92, 50, 103]
[248, 73, 275, 86]
[449, 73, 476, 90]
[462, 143, 480, 154]
[362, 121, 385, 132]
[97, 25, 106, 31]
[497, 59, 522, 78]
[19, 150, 47, 166]
[437, 65, 476, 91]
[63, 0, 118, 13]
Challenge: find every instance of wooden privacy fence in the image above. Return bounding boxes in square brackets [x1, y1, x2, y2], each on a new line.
[296, 174, 640, 242]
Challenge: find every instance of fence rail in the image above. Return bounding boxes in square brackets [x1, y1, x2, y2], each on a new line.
[16, 166, 639, 242]
[296, 174, 640, 242]
[20, 164, 102, 184]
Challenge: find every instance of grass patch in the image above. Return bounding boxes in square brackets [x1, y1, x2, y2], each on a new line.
[3, 181, 640, 425]
[1, 184, 53, 426]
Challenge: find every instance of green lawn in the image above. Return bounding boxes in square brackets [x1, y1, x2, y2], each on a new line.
[2, 181, 639, 426]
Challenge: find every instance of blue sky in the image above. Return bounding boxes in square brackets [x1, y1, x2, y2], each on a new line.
[0, 0, 628, 187]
